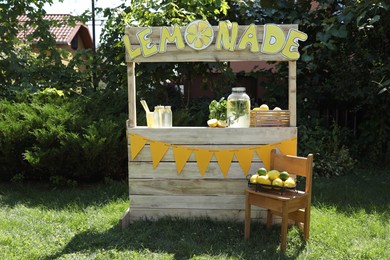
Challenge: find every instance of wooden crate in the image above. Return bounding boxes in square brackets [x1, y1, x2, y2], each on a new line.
[250, 110, 290, 127]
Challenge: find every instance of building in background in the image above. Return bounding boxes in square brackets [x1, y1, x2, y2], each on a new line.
[17, 14, 93, 65]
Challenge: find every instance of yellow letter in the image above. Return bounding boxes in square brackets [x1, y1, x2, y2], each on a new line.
[123, 34, 141, 60]
[215, 21, 238, 51]
[261, 24, 286, 54]
[159, 25, 185, 53]
[281, 29, 308, 60]
[137, 27, 158, 57]
[237, 24, 259, 52]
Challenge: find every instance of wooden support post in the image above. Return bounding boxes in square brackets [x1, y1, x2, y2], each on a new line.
[288, 61, 297, 127]
[128, 62, 137, 127]
[119, 208, 131, 230]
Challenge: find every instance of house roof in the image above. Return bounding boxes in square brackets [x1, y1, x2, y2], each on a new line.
[17, 14, 93, 49]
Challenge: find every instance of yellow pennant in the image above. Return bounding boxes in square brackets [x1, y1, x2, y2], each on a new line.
[150, 140, 170, 169]
[130, 134, 147, 160]
[277, 137, 297, 156]
[172, 145, 193, 174]
[255, 144, 272, 171]
[214, 149, 235, 177]
[234, 148, 254, 176]
[194, 149, 214, 176]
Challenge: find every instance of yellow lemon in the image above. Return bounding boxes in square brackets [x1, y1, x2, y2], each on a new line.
[259, 104, 269, 110]
[273, 107, 282, 111]
[207, 119, 218, 127]
[267, 170, 280, 181]
[249, 174, 258, 184]
[217, 120, 227, 128]
[284, 177, 296, 188]
[257, 175, 271, 186]
[253, 107, 261, 111]
[184, 20, 214, 50]
[272, 178, 284, 190]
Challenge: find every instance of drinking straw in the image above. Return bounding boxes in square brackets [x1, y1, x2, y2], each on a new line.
[140, 100, 150, 113]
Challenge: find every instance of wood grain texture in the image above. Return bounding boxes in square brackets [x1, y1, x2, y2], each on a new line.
[129, 179, 248, 195]
[288, 61, 297, 126]
[130, 194, 246, 209]
[127, 125, 297, 145]
[127, 62, 136, 124]
[128, 144, 263, 162]
[128, 161, 262, 179]
[129, 208, 267, 223]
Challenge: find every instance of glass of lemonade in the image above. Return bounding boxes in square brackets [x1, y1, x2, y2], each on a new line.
[146, 112, 154, 128]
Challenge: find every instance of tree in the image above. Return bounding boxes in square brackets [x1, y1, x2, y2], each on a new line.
[0, 0, 93, 97]
[96, 0, 233, 113]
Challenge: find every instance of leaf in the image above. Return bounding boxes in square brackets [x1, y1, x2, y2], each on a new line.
[369, 15, 381, 24]
[301, 53, 314, 62]
[378, 88, 387, 95]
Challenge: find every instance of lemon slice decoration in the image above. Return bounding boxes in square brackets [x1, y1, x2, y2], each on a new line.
[184, 20, 214, 50]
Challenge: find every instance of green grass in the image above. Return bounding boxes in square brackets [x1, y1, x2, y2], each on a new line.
[1, 170, 389, 259]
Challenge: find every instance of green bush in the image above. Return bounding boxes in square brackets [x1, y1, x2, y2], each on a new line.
[298, 120, 356, 177]
[0, 89, 128, 184]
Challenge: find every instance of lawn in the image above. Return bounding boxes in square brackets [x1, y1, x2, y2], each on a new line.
[0, 170, 389, 259]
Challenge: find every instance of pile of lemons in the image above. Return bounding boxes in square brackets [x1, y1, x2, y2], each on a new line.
[249, 167, 296, 189]
[207, 119, 227, 128]
[252, 104, 282, 111]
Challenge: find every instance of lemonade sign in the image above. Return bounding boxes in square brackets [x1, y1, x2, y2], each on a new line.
[124, 20, 308, 61]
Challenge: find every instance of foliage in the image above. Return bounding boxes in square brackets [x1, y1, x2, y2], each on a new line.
[298, 119, 356, 177]
[230, 0, 390, 168]
[296, 0, 390, 167]
[0, 0, 93, 96]
[1, 0, 389, 183]
[0, 90, 128, 184]
[208, 97, 227, 121]
[97, 0, 234, 109]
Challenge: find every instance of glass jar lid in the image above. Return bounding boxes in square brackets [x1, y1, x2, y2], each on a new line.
[232, 87, 246, 92]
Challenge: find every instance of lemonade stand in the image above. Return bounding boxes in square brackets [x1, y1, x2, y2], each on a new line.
[120, 21, 307, 229]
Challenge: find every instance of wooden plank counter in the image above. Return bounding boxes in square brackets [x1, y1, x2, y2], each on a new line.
[123, 125, 297, 225]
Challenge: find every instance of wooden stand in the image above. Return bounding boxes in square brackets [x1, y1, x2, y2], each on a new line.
[121, 24, 300, 228]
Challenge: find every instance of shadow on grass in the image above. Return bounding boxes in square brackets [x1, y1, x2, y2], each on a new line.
[45, 218, 306, 260]
[0, 180, 129, 210]
[311, 169, 390, 219]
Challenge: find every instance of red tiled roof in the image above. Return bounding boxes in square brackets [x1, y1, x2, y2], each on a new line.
[17, 14, 92, 48]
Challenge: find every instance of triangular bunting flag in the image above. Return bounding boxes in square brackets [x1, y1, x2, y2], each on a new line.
[214, 150, 235, 177]
[172, 145, 193, 174]
[277, 137, 297, 156]
[194, 149, 214, 176]
[130, 134, 147, 160]
[234, 148, 254, 176]
[150, 140, 170, 169]
[256, 144, 272, 171]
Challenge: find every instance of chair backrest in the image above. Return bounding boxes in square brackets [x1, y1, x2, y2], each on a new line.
[270, 149, 314, 194]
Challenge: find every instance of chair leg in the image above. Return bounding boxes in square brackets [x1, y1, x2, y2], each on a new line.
[266, 209, 273, 230]
[303, 206, 310, 240]
[280, 205, 288, 252]
[244, 193, 251, 240]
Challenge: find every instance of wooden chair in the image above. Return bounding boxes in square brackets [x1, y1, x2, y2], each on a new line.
[244, 149, 314, 252]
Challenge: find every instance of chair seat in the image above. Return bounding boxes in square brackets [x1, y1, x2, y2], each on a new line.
[246, 188, 309, 214]
[246, 188, 307, 201]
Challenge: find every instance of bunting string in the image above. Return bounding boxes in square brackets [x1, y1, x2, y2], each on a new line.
[129, 133, 297, 177]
